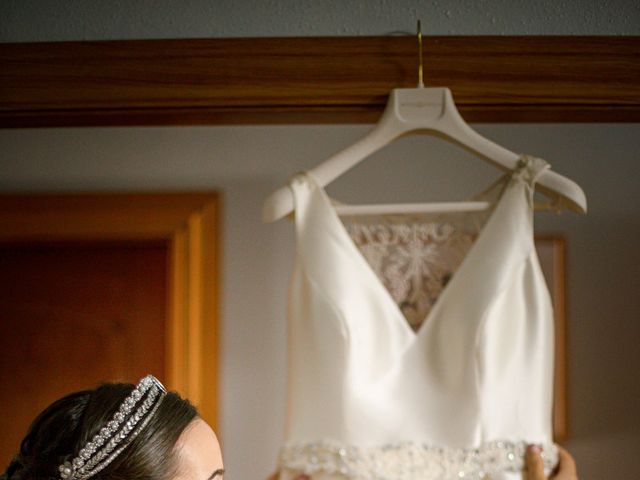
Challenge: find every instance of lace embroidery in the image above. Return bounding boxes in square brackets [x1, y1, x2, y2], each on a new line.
[345, 221, 477, 331]
[279, 439, 559, 480]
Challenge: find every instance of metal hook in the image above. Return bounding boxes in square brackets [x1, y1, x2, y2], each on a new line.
[417, 19, 424, 88]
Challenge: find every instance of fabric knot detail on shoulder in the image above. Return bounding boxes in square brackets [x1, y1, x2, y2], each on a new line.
[288, 172, 316, 203]
[513, 154, 550, 186]
[289, 171, 310, 187]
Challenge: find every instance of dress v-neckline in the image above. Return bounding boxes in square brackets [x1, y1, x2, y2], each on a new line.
[303, 163, 527, 341]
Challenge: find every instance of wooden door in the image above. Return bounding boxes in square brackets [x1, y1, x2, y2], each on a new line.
[0, 240, 167, 466]
[0, 193, 219, 468]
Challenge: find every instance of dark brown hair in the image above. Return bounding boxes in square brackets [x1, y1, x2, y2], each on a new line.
[2, 381, 198, 480]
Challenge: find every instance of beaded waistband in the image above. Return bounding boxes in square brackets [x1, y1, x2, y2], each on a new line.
[279, 439, 558, 480]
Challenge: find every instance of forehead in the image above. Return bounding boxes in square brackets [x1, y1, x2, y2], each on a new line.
[174, 419, 223, 479]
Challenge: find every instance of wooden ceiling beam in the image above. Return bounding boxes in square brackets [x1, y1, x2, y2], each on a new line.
[1, 36, 638, 127]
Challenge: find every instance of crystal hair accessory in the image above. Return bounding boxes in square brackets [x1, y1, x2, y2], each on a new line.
[58, 375, 167, 480]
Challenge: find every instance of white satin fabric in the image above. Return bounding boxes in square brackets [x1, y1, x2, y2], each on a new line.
[279, 156, 557, 480]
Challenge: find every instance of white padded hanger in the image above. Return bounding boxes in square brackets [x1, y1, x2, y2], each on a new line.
[263, 24, 587, 222]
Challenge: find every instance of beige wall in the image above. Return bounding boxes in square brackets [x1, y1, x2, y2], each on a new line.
[1, 123, 639, 479]
[2, 0, 638, 42]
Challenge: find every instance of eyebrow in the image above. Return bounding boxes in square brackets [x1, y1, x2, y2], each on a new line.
[207, 469, 225, 480]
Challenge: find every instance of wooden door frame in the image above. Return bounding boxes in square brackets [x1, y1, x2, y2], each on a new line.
[0, 192, 220, 430]
[536, 236, 568, 441]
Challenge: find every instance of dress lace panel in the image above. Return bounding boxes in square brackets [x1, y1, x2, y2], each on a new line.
[344, 213, 487, 331]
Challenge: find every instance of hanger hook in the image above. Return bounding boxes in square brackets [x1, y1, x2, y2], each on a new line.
[417, 19, 424, 88]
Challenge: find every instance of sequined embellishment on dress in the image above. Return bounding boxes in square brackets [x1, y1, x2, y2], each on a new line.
[279, 440, 558, 480]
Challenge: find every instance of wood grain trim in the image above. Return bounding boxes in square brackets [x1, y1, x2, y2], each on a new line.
[536, 235, 568, 442]
[0, 192, 221, 431]
[1, 36, 639, 126]
[551, 236, 568, 441]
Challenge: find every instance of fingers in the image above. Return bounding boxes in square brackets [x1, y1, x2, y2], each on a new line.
[525, 444, 579, 480]
[553, 446, 578, 480]
[525, 445, 546, 480]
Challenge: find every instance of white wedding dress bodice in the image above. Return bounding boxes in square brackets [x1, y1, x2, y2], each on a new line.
[278, 156, 559, 480]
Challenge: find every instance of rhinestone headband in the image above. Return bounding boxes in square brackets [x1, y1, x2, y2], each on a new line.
[58, 375, 167, 480]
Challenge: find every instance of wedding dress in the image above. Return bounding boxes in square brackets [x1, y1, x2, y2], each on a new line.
[278, 155, 559, 480]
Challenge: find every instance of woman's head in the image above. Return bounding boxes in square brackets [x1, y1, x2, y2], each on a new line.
[2, 376, 223, 480]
